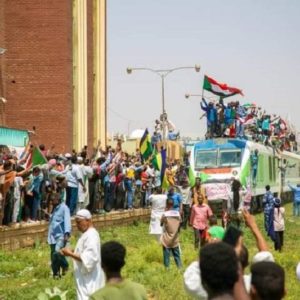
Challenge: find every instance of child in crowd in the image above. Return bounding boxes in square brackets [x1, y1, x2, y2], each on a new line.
[206, 215, 225, 243]
[273, 198, 285, 252]
[160, 198, 182, 269]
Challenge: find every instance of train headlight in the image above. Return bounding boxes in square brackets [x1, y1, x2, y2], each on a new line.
[232, 170, 238, 176]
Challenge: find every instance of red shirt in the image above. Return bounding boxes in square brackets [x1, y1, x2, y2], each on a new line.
[190, 204, 213, 230]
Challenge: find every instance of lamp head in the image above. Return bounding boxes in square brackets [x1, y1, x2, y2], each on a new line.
[0, 97, 7, 103]
[195, 64, 201, 72]
[126, 67, 132, 74]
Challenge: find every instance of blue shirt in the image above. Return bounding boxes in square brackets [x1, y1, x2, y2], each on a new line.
[263, 191, 274, 213]
[262, 119, 270, 131]
[250, 154, 259, 169]
[288, 184, 300, 203]
[66, 164, 83, 188]
[47, 203, 71, 244]
[236, 105, 246, 118]
[168, 192, 182, 211]
[29, 173, 44, 193]
[200, 99, 217, 124]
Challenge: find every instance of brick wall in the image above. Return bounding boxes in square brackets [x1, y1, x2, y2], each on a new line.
[1, 0, 73, 152]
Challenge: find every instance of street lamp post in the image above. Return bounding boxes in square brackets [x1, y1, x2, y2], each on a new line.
[127, 65, 200, 142]
[185, 93, 202, 99]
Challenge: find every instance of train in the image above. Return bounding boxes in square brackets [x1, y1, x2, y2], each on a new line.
[188, 138, 300, 207]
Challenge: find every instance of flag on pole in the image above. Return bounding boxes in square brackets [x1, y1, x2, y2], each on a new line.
[161, 171, 169, 191]
[152, 149, 162, 171]
[200, 172, 210, 183]
[203, 75, 244, 98]
[160, 149, 167, 179]
[140, 129, 153, 160]
[159, 149, 168, 190]
[188, 166, 196, 187]
[26, 146, 47, 168]
[32, 146, 47, 166]
[19, 141, 30, 160]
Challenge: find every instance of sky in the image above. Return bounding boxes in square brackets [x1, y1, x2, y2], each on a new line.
[107, 0, 300, 138]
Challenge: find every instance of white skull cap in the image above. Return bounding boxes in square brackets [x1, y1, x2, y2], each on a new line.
[76, 209, 92, 220]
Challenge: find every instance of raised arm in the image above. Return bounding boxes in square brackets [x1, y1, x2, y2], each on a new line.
[200, 101, 207, 112]
[242, 209, 268, 251]
[288, 182, 295, 191]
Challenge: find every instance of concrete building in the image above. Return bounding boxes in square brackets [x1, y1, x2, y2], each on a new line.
[0, 0, 107, 152]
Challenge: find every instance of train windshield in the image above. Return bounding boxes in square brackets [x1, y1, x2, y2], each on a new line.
[195, 150, 218, 169]
[219, 150, 241, 167]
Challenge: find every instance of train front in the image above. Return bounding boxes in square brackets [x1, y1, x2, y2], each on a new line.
[190, 139, 248, 204]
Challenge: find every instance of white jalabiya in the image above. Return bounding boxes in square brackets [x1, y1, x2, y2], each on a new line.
[73, 227, 105, 300]
[149, 194, 167, 240]
[78, 165, 93, 210]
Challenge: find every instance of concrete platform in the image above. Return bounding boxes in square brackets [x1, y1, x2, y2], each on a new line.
[0, 208, 151, 251]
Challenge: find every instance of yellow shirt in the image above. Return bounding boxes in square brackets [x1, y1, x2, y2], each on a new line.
[126, 168, 135, 179]
[193, 185, 208, 205]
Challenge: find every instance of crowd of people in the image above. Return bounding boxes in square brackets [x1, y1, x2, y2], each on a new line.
[201, 97, 297, 152]
[48, 182, 298, 300]
[1, 140, 300, 299]
[44, 169, 299, 300]
[0, 140, 192, 227]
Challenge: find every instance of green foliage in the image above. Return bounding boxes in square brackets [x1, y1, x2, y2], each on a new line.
[0, 204, 299, 299]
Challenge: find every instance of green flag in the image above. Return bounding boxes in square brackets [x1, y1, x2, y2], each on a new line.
[152, 150, 162, 171]
[140, 129, 153, 160]
[161, 169, 169, 191]
[188, 166, 196, 187]
[32, 147, 47, 166]
[200, 172, 210, 183]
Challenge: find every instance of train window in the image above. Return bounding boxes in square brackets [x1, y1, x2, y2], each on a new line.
[219, 150, 241, 167]
[195, 150, 217, 169]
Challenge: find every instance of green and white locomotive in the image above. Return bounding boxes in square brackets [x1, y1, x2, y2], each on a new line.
[189, 138, 300, 208]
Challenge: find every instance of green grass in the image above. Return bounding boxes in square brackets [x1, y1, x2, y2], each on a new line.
[0, 203, 300, 299]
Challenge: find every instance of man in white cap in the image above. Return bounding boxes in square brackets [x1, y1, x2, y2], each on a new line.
[61, 209, 104, 300]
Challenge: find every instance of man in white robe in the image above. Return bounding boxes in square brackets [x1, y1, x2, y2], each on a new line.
[61, 209, 104, 300]
[149, 187, 167, 241]
[77, 158, 93, 210]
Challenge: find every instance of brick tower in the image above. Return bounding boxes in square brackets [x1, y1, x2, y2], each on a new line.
[0, 0, 107, 153]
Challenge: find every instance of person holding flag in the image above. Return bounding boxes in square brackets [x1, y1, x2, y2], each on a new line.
[200, 98, 217, 138]
[202, 75, 244, 139]
[27, 166, 44, 221]
[139, 129, 153, 161]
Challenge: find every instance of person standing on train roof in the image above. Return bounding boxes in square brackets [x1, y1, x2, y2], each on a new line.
[200, 98, 217, 138]
[235, 101, 246, 138]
